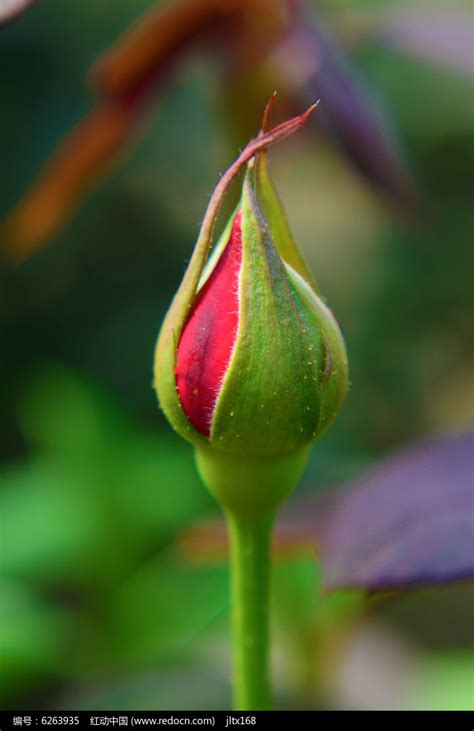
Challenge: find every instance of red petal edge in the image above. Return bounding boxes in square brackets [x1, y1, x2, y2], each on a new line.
[176, 210, 242, 436]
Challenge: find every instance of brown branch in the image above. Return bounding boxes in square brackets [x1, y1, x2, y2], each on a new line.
[1, 0, 270, 261]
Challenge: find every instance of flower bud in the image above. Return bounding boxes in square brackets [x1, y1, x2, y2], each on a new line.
[154, 104, 348, 467]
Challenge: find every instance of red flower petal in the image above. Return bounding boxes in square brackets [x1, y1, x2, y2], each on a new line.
[176, 210, 242, 436]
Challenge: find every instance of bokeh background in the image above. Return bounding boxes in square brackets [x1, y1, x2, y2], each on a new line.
[0, 0, 473, 710]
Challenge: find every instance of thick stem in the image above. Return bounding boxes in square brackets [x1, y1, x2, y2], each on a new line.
[226, 510, 274, 710]
[194, 445, 311, 711]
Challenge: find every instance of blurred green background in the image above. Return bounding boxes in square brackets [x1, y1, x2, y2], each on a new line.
[0, 0, 473, 710]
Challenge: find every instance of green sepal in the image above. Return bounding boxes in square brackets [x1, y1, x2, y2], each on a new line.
[255, 152, 320, 294]
[209, 167, 349, 456]
[285, 265, 349, 437]
[211, 171, 318, 456]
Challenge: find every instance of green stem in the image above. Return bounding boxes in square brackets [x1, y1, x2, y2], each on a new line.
[194, 445, 311, 711]
[226, 511, 274, 711]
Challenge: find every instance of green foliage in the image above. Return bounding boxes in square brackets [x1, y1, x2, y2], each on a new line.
[0, 368, 225, 704]
[0, 579, 74, 704]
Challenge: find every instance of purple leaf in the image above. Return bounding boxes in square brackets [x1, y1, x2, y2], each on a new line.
[271, 7, 417, 209]
[321, 433, 474, 591]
